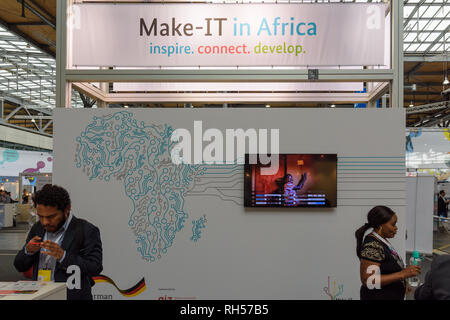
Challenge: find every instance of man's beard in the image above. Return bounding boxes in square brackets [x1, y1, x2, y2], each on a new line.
[53, 214, 68, 232]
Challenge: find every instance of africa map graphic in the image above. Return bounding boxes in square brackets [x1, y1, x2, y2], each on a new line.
[75, 111, 242, 262]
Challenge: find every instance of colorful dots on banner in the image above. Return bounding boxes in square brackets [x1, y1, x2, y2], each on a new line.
[444, 130, 450, 142]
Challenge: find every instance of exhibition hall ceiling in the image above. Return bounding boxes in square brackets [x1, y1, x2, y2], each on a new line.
[0, 0, 448, 134]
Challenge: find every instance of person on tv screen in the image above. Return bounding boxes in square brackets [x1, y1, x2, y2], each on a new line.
[283, 173, 307, 206]
[355, 206, 420, 300]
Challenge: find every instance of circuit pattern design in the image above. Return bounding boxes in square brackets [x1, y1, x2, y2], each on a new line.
[75, 111, 242, 262]
[190, 215, 207, 242]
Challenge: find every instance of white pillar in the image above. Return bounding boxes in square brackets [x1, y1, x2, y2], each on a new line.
[56, 0, 68, 108]
[390, 0, 404, 108]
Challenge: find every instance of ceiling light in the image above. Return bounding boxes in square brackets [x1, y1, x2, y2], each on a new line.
[31, 118, 35, 123]
[330, 104, 336, 108]
[444, 76, 449, 86]
[265, 104, 270, 108]
[409, 103, 414, 107]
[124, 105, 129, 108]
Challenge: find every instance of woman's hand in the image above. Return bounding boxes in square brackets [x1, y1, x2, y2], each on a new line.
[406, 284, 413, 295]
[401, 265, 421, 279]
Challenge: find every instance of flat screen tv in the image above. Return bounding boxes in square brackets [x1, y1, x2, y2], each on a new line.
[244, 154, 337, 208]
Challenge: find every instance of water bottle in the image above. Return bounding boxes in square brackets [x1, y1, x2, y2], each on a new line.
[408, 251, 422, 287]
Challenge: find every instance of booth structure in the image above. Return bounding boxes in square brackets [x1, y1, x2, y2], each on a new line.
[56, 0, 404, 110]
[53, 1, 408, 300]
[0, 204, 14, 228]
[406, 175, 436, 256]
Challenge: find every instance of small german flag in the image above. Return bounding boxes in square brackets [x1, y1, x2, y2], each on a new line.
[92, 275, 146, 297]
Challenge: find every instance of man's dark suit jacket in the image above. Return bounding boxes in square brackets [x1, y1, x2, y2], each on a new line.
[14, 216, 103, 300]
[438, 196, 448, 216]
[414, 255, 450, 300]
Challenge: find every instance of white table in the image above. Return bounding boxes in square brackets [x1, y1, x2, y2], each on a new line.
[0, 282, 66, 300]
[0, 204, 16, 228]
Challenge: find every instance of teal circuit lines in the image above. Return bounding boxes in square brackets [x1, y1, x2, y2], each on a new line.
[190, 215, 207, 242]
[75, 111, 209, 262]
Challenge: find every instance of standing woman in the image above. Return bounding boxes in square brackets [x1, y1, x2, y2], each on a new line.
[22, 189, 29, 204]
[355, 206, 421, 300]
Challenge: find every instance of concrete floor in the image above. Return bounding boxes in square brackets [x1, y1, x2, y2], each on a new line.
[433, 230, 450, 254]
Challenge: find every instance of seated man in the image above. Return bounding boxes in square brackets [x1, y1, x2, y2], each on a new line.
[414, 255, 450, 300]
[14, 184, 103, 300]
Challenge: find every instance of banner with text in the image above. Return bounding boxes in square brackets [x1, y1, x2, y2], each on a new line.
[71, 3, 386, 67]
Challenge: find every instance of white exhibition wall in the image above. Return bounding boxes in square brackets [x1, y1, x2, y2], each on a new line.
[53, 109, 405, 300]
[406, 175, 435, 255]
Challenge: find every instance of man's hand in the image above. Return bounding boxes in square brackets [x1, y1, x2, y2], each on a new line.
[26, 236, 42, 254]
[40, 240, 65, 261]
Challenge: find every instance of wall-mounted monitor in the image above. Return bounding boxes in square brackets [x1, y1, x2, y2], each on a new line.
[244, 154, 337, 208]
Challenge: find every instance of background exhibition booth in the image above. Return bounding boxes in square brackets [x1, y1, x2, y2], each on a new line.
[0, 147, 52, 228]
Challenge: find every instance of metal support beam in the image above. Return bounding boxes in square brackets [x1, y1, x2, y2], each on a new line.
[10, 22, 47, 26]
[14, 115, 52, 119]
[97, 67, 109, 108]
[368, 82, 389, 107]
[41, 119, 53, 132]
[56, 0, 67, 108]
[16, 0, 56, 30]
[26, 0, 57, 24]
[381, 94, 387, 108]
[404, 54, 450, 62]
[0, 17, 54, 58]
[0, 76, 54, 84]
[99, 92, 370, 104]
[79, 92, 96, 108]
[424, 25, 450, 53]
[405, 82, 450, 87]
[65, 69, 395, 83]
[406, 101, 450, 114]
[5, 106, 24, 121]
[23, 107, 40, 131]
[391, 0, 404, 108]
[413, 110, 450, 127]
[403, 0, 426, 28]
[0, 120, 52, 137]
[407, 71, 450, 76]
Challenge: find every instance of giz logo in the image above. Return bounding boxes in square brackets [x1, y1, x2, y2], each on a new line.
[158, 295, 173, 300]
[323, 276, 344, 300]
